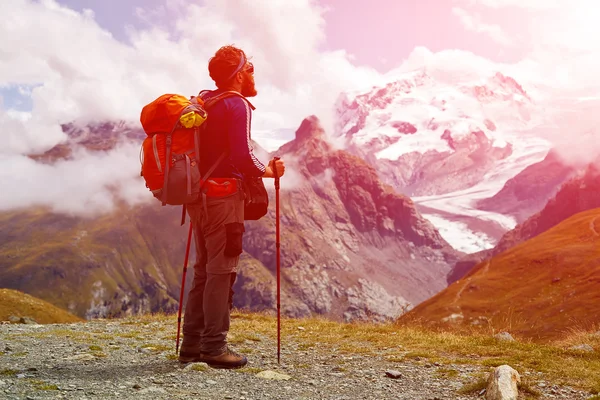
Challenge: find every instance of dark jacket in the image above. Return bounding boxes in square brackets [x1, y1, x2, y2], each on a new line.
[197, 89, 266, 180]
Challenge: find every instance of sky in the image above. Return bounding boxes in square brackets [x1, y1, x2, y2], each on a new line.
[0, 0, 565, 114]
[2, 0, 600, 215]
[42, 0, 526, 73]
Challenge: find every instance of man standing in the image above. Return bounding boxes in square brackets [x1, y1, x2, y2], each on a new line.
[178, 45, 285, 369]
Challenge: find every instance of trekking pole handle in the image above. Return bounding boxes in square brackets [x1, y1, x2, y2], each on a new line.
[272, 157, 281, 188]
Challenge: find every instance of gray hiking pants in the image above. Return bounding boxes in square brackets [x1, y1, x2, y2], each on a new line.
[181, 187, 245, 355]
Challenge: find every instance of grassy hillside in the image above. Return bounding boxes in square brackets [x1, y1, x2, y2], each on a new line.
[0, 289, 82, 324]
[398, 207, 600, 341]
[0, 204, 187, 319]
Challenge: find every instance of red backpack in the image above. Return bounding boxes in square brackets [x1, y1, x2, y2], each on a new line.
[139, 91, 246, 206]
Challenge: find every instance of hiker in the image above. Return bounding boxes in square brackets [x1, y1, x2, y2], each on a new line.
[178, 45, 285, 369]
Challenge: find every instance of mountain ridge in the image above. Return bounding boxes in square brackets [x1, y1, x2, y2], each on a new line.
[2, 116, 460, 322]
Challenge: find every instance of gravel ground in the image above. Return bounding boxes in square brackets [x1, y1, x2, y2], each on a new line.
[0, 319, 592, 400]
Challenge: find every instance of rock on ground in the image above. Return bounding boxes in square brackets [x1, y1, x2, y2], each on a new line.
[486, 365, 520, 400]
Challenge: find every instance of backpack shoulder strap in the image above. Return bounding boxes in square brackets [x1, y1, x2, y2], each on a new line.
[195, 90, 257, 185]
[199, 90, 256, 110]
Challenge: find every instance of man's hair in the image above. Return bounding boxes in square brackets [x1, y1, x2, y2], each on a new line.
[208, 45, 247, 89]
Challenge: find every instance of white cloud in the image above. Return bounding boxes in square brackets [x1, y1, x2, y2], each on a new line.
[17, 86, 34, 96]
[5, 110, 32, 122]
[0, 141, 148, 216]
[468, 0, 562, 9]
[0, 107, 66, 156]
[3, 0, 600, 216]
[532, 96, 600, 167]
[459, 0, 600, 90]
[449, 0, 600, 167]
[452, 7, 512, 46]
[385, 46, 505, 83]
[0, 0, 385, 215]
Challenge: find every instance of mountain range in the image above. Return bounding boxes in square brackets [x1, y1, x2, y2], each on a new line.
[1, 116, 461, 322]
[2, 68, 597, 334]
[334, 70, 555, 253]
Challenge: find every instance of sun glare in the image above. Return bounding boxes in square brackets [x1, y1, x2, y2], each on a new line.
[559, 1, 600, 50]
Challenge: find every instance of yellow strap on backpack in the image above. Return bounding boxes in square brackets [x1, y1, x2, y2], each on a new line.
[179, 111, 207, 129]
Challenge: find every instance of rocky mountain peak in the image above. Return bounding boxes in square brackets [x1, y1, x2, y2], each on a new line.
[295, 115, 326, 142]
[277, 115, 332, 161]
[274, 118, 453, 250]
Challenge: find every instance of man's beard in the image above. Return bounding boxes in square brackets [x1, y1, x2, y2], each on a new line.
[241, 77, 257, 97]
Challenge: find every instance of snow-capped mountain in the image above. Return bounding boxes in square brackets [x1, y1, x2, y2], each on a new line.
[333, 69, 554, 253]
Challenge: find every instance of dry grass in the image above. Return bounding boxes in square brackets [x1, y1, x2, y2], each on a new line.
[235, 367, 264, 374]
[140, 344, 171, 353]
[0, 369, 18, 376]
[28, 379, 59, 391]
[190, 364, 208, 372]
[518, 379, 543, 398]
[0, 289, 82, 324]
[225, 311, 599, 393]
[457, 376, 487, 395]
[435, 367, 459, 378]
[24, 328, 92, 341]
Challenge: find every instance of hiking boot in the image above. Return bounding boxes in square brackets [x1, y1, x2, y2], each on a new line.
[178, 351, 207, 364]
[201, 347, 247, 369]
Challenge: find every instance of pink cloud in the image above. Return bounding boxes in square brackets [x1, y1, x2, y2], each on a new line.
[452, 7, 512, 46]
[469, 0, 562, 9]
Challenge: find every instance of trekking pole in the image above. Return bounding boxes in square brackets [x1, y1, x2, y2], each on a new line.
[272, 157, 281, 364]
[176, 221, 194, 354]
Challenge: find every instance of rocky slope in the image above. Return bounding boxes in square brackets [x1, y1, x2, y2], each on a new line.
[444, 152, 576, 283]
[241, 116, 461, 321]
[493, 163, 600, 254]
[1, 118, 461, 322]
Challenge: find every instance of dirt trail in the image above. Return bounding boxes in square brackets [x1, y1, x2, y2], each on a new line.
[589, 216, 599, 236]
[452, 260, 490, 309]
